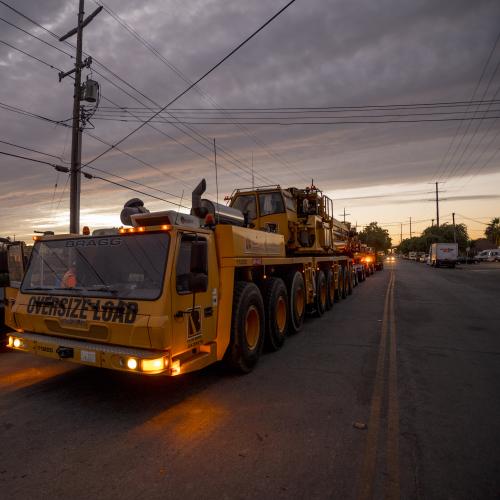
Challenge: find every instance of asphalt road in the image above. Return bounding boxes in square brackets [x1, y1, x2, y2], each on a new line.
[0, 260, 499, 499]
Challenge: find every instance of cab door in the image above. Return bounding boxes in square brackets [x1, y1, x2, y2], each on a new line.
[170, 232, 217, 353]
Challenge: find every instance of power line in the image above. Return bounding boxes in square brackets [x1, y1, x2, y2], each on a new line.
[440, 60, 500, 182]
[92, 0, 307, 184]
[434, 28, 500, 182]
[93, 108, 500, 120]
[96, 99, 500, 113]
[82, 171, 188, 208]
[0, 16, 74, 58]
[89, 115, 500, 125]
[0, 150, 69, 171]
[0, 101, 193, 206]
[0, 138, 66, 161]
[0, 13, 264, 186]
[82, 0, 298, 168]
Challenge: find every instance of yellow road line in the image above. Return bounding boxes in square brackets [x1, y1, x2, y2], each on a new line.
[358, 271, 394, 500]
[386, 274, 400, 499]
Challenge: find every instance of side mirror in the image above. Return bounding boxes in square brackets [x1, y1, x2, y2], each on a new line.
[188, 240, 208, 293]
[188, 273, 208, 293]
[190, 240, 207, 274]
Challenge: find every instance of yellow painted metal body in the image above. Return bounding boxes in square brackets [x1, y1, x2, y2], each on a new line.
[8, 220, 350, 376]
[229, 186, 354, 256]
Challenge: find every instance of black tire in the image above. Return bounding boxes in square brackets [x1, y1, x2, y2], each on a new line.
[357, 269, 363, 283]
[347, 265, 354, 295]
[226, 281, 265, 373]
[334, 266, 343, 302]
[315, 270, 327, 317]
[325, 268, 335, 310]
[361, 268, 366, 281]
[262, 278, 288, 352]
[287, 271, 306, 334]
[342, 266, 349, 299]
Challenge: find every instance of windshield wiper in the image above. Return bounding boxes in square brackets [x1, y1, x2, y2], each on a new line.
[84, 285, 119, 295]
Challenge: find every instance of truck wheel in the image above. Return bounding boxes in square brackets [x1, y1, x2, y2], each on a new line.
[287, 271, 306, 334]
[226, 281, 265, 373]
[334, 266, 343, 302]
[342, 267, 349, 299]
[347, 266, 353, 295]
[315, 270, 327, 317]
[325, 268, 335, 310]
[263, 278, 288, 352]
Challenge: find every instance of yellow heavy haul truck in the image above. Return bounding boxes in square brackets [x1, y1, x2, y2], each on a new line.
[7, 180, 358, 375]
[1, 239, 29, 347]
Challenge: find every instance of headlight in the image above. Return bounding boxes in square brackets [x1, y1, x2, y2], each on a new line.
[126, 358, 138, 370]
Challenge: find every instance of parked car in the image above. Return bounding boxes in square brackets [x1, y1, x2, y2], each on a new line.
[486, 249, 500, 262]
[477, 250, 493, 261]
[418, 253, 428, 262]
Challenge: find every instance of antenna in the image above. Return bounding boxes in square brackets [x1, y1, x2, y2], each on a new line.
[174, 190, 185, 225]
[213, 138, 219, 224]
[251, 151, 254, 189]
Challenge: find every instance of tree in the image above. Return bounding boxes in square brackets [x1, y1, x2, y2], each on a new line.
[359, 222, 392, 252]
[397, 223, 469, 254]
[485, 217, 500, 246]
[421, 223, 468, 251]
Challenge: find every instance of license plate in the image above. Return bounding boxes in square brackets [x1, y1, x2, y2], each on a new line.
[80, 350, 96, 363]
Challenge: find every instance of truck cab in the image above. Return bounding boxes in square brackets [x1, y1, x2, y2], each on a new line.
[229, 184, 350, 255]
[8, 216, 223, 375]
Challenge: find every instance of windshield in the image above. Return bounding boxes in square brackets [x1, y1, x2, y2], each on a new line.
[21, 233, 170, 300]
[231, 194, 257, 220]
[258, 192, 285, 216]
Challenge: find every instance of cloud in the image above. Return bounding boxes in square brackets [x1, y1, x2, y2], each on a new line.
[1, 0, 500, 240]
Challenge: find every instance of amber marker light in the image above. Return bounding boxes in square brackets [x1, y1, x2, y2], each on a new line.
[119, 228, 126, 234]
[138, 227, 145, 232]
[171, 359, 181, 376]
[142, 357, 165, 372]
[161, 225, 172, 231]
[8, 336, 13, 347]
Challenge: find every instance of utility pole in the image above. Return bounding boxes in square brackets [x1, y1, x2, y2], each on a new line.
[432, 219, 434, 227]
[340, 208, 350, 224]
[58, 0, 102, 233]
[409, 217, 412, 238]
[452, 212, 456, 243]
[435, 181, 441, 228]
[400, 223, 403, 244]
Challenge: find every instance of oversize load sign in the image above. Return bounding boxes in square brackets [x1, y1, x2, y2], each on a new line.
[26, 295, 139, 324]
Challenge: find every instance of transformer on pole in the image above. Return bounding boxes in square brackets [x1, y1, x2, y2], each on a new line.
[58, 1, 102, 234]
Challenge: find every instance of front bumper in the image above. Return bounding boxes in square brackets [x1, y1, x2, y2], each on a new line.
[7, 332, 172, 375]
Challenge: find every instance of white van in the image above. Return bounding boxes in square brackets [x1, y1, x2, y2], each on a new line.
[486, 249, 500, 262]
[477, 249, 500, 262]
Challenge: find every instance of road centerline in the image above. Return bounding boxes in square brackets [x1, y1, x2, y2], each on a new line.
[357, 271, 394, 500]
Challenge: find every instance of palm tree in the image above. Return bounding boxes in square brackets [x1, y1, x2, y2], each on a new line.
[485, 217, 500, 246]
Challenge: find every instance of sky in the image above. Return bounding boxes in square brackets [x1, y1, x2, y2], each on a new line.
[1, 0, 499, 245]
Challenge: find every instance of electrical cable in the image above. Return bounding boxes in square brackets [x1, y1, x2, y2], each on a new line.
[0, 150, 68, 171]
[92, 0, 307, 184]
[434, 28, 500, 181]
[89, 115, 500, 125]
[81, 0, 298, 169]
[0, 138, 66, 161]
